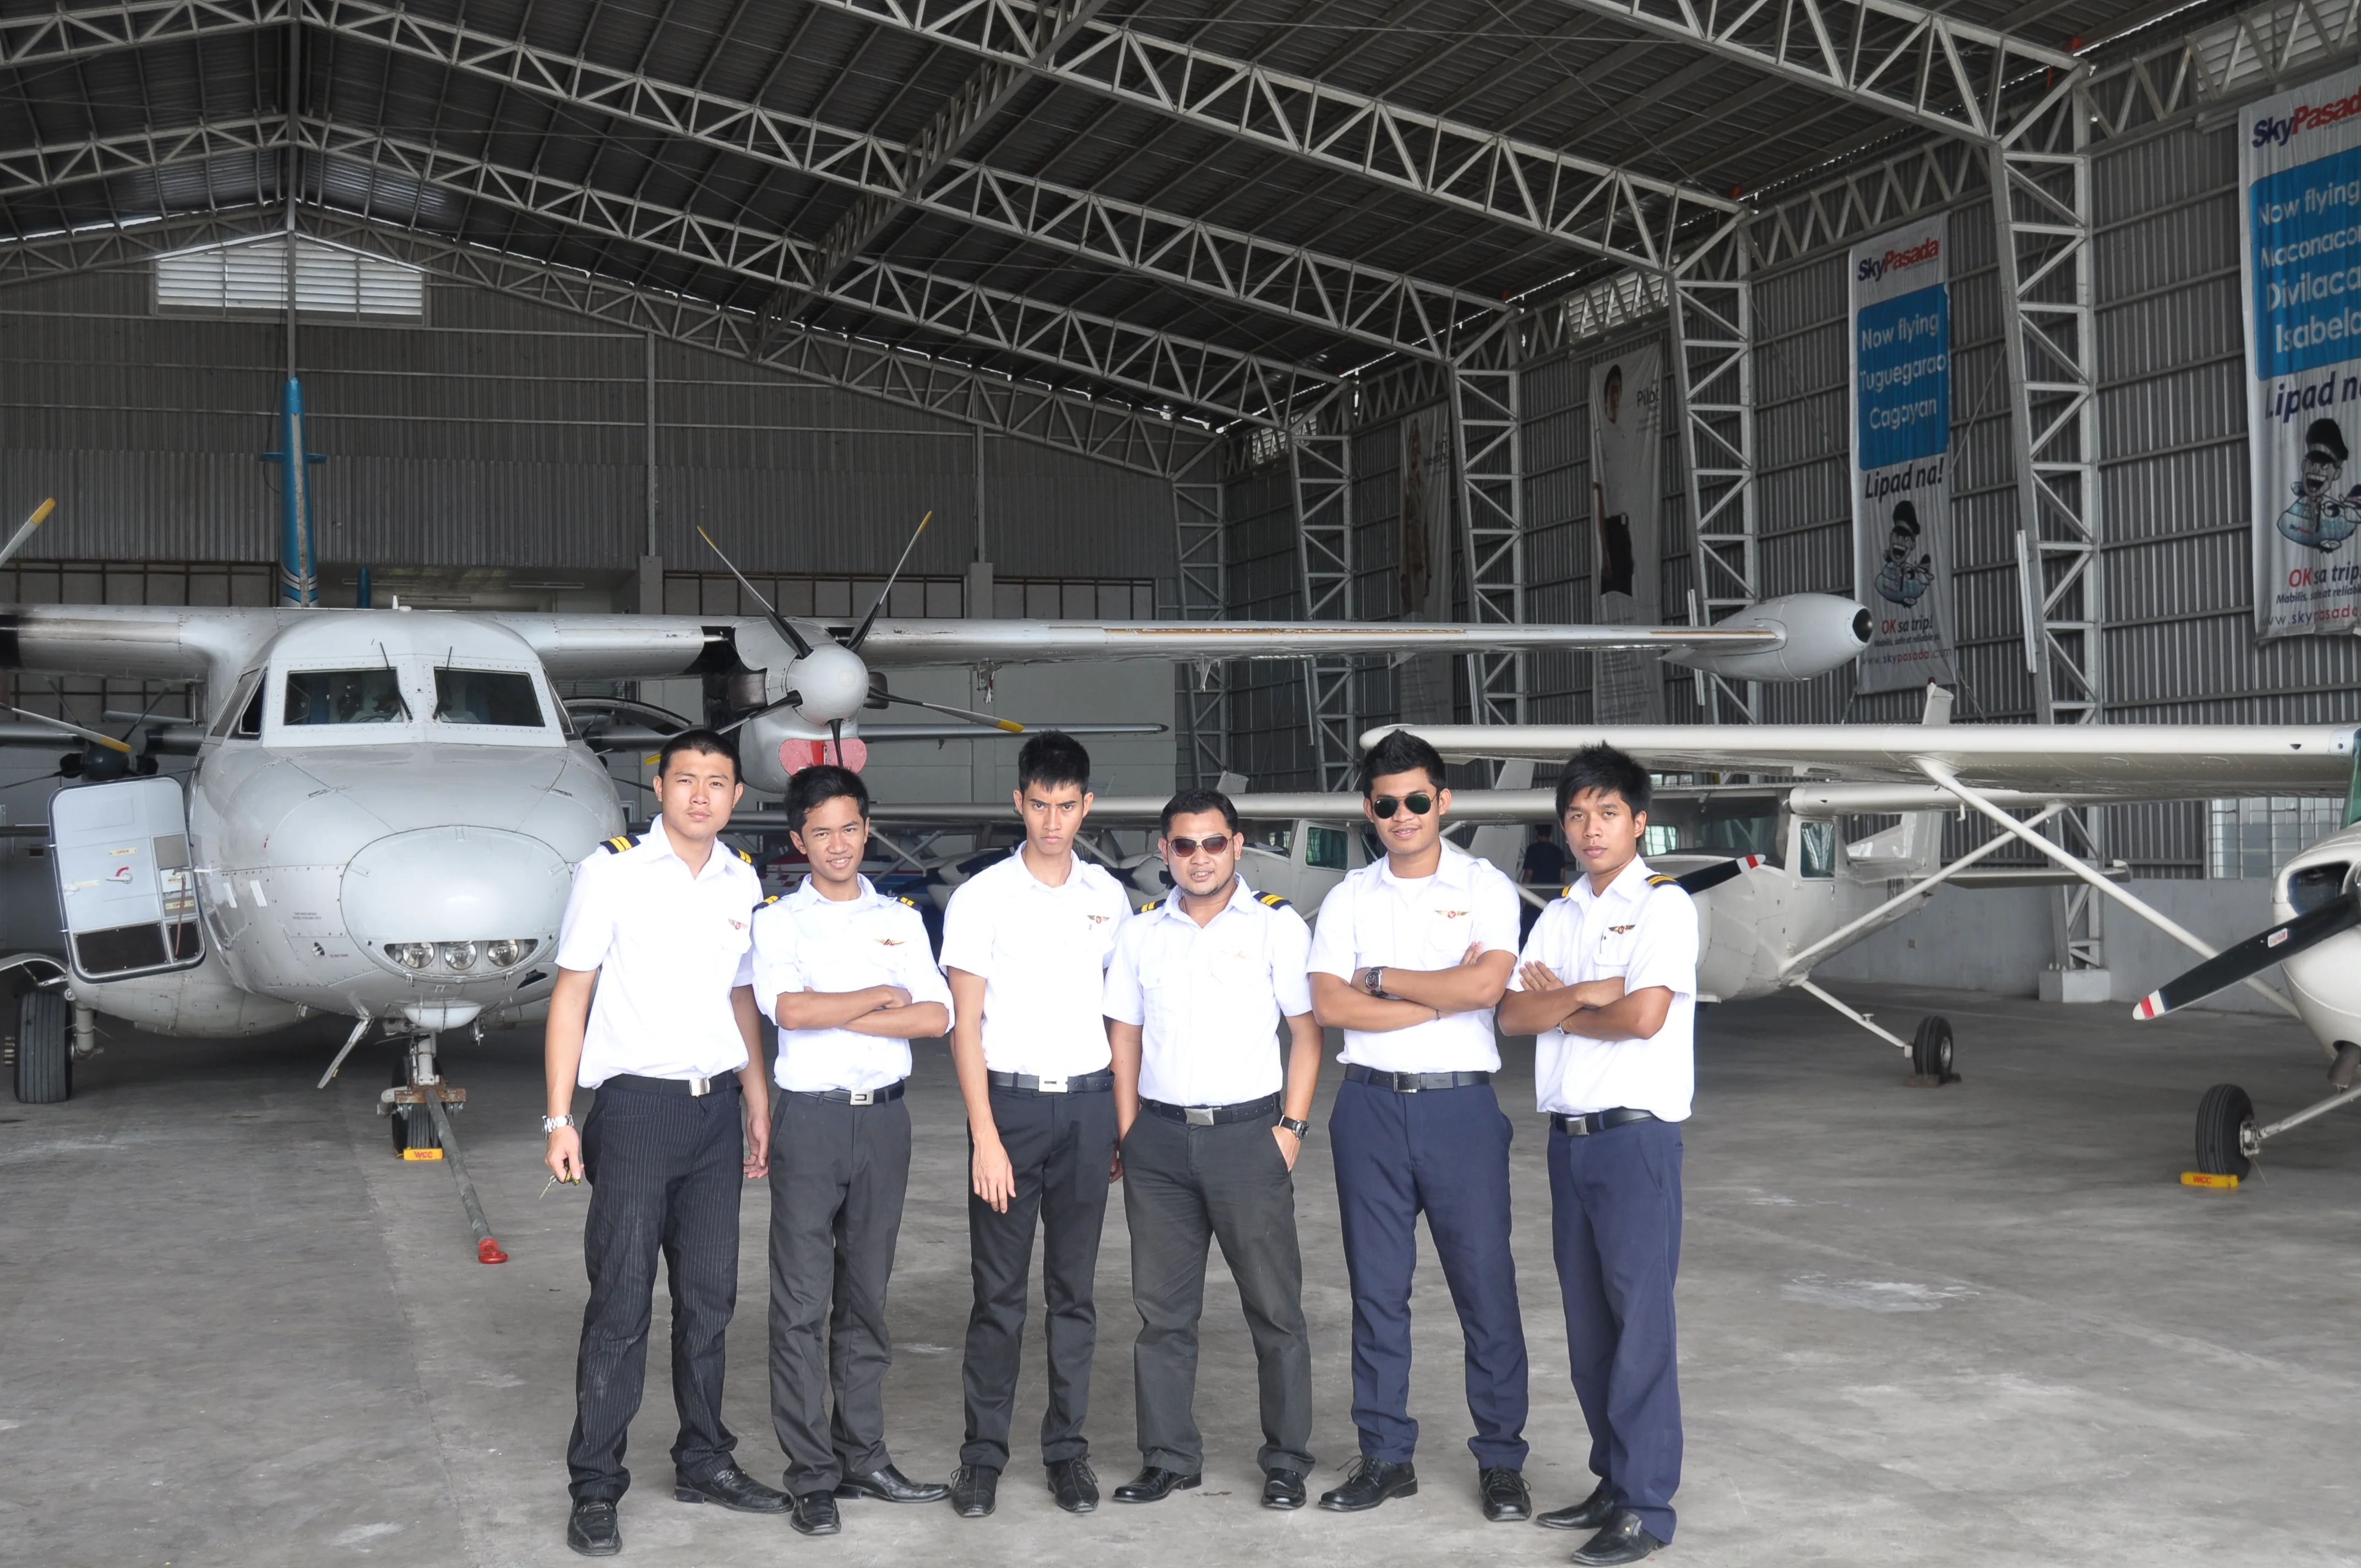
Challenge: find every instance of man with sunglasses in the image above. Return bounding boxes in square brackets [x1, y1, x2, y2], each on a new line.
[1307, 729, 1531, 1523]
[1103, 788, 1323, 1512]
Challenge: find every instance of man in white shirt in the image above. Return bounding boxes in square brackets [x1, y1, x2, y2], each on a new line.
[938, 733, 1132, 1519]
[1104, 788, 1323, 1512]
[750, 765, 954, 1536]
[1307, 729, 1532, 1523]
[541, 730, 780, 1558]
[1498, 744, 1699, 1567]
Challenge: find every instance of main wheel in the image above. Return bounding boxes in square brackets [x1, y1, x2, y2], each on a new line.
[2194, 1084, 2255, 1178]
[1911, 1015, 1955, 1081]
[14, 988, 70, 1103]
[390, 1059, 440, 1156]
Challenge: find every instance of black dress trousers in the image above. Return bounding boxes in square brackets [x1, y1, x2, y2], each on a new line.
[959, 1084, 1118, 1471]
[567, 1080, 747, 1503]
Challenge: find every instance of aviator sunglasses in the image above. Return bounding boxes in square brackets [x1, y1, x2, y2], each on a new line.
[1370, 792, 1435, 819]
[1165, 834, 1233, 856]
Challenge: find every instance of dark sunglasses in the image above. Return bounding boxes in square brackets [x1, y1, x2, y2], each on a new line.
[1370, 792, 1435, 819]
[1166, 834, 1233, 856]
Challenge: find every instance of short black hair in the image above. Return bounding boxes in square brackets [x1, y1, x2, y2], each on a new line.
[1891, 499, 1919, 535]
[2308, 417, 2350, 465]
[657, 727, 739, 780]
[1016, 731, 1092, 794]
[1160, 787, 1238, 836]
[1359, 728, 1446, 795]
[1555, 743, 1650, 818]
[785, 764, 868, 834]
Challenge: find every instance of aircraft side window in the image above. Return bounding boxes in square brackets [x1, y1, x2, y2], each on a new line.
[1305, 824, 1348, 870]
[433, 668, 545, 727]
[1798, 819, 1837, 879]
[213, 671, 263, 738]
[284, 668, 407, 725]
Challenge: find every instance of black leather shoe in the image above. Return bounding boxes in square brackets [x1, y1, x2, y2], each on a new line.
[950, 1465, 999, 1518]
[1479, 1466, 1531, 1522]
[566, 1499, 620, 1557]
[787, 1490, 841, 1536]
[1538, 1482, 1618, 1532]
[1569, 1510, 1667, 1565]
[1318, 1457, 1418, 1512]
[674, 1464, 790, 1513]
[835, 1464, 951, 1504]
[1261, 1469, 1308, 1510]
[1112, 1466, 1200, 1504]
[1046, 1457, 1100, 1513]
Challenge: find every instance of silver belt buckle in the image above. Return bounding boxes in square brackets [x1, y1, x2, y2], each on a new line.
[1184, 1105, 1217, 1126]
[1037, 1075, 1069, 1093]
[1567, 1113, 1592, 1136]
[689, 1075, 710, 1097]
[1396, 1073, 1419, 1093]
[846, 1089, 875, 1106]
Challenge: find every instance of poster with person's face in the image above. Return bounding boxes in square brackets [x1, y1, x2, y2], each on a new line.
[2242, 64, 2361, 638]
[1588, 345, 1664, 724]
[1849, 215, 1957, 693]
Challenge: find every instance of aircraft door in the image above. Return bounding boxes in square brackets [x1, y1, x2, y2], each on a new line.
[49, 775, 203, 982]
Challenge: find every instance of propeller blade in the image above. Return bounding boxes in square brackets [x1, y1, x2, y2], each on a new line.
[1675, 854, 1764, 896]
[696, 525, 814, 660]
[846, 509, 932, 654]
[880, 692, 1024, 733]
[2132, 894, 2361, 1019]
[6, 704, 131, 754]
[0, 497, 56, 571]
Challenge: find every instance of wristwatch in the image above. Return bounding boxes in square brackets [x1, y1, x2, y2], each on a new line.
[542, 1113, 575, 1133]
[1362, 965, 1389, 998]
[1277, 1116, 1311, 1139]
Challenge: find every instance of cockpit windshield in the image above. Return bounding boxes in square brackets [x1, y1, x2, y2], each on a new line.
[434, 669, 545, 728]
[284, 668, 407, 726]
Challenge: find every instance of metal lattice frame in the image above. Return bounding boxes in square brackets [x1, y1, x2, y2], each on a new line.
[1671, 233, 1759, 723]
[1171, 447, 1227, 786]
[1288, 394, 1356, 789]
[1450, 331, 1525, 728]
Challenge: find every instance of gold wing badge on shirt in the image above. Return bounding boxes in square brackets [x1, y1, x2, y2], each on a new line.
[874, 937, 907, 947]
[1435, 909, 1468, 919]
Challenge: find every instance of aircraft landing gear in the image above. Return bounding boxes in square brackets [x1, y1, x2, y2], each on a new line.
[13, 986, 70, 1104]
[1910, 1016, 1960, 1086]
[379, 1029, 508, 1265]
[2193, 1078, 2361, 1179]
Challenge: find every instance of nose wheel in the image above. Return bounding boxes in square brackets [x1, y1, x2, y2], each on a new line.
[378, 1030, 508, 1264]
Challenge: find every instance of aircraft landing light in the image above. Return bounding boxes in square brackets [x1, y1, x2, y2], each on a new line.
[2179, 1172, 2239, 1189]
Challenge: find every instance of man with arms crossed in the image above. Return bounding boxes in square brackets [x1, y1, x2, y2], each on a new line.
[1104, 788, 1323, 1510]
[1498, 745, 1698, 1566]
[543, 730, 782, 1557]
[751, 764, 953, 1536]
[1308, 728, 1532, 1522]
[939, 732, 1133, 1517]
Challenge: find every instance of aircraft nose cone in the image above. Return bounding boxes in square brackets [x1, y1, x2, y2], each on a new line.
[341, 826, 573, 970]
[788, 644, 869, 722]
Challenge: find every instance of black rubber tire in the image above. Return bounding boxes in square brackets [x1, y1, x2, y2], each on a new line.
[390, 1058, 440, 1155]
[1911, 1015, 1955, 1080]
[2194, 1084, 2255, 1179]
[13, 988, 70, 1104]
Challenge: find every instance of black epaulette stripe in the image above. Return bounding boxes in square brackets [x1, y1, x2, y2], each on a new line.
[601, 834, 637, 854]
[1256, 891, 1294, 910]
[1646, 873, 1678, 887]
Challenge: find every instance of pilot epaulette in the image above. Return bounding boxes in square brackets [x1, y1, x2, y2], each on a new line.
[1563, 884, 1576, 900]
[760, 894, 780, 906]
[601, 834, 639, 854]
[896, 895, 920, 908]
[1646, 873, 1679, 888]
[1139, 898, 1162, 913]
[735, 846, 756, 865]
[1256, 891, 1294, 911]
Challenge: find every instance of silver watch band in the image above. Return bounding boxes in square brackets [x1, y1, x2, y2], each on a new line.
[542, 1113, 575, 1133]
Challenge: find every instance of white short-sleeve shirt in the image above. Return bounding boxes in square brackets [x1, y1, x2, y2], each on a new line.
[1305, 841, 1524, 1074]
[751, 873, 953, 1094]
[1103, 877, 1314, 1107]
[1507, 855, 1699, 1120]
[553, 824, 759, 1087]
[939, 848, 1131, 1076]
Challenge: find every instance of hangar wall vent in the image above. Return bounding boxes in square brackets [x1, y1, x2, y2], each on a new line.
[154, 235, 424, 321]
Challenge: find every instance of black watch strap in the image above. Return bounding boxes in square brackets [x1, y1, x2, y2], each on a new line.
[1278, 1115, 1311, 1138]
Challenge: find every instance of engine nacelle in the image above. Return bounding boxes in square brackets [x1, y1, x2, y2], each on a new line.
[1663, 593, 1872, 681]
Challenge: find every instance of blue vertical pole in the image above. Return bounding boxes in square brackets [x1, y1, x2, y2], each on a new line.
[278, 375, 314, 606]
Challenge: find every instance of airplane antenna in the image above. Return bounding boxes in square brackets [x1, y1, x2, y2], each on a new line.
[846, 509, 932, 654]
[696, 525, 813, 660]
[0, 497, 56, 571]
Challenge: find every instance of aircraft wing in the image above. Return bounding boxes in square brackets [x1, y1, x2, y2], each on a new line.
[848, 620, 1785, 664]
[1386, 723, 2359, 799]
[1, 605, 284, 681]
[862, 790, 1564, 824]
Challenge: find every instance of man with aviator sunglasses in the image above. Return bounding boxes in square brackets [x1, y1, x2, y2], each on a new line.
[1104, 788, 1323, 1511]
[1307, 729, 1532, 1524]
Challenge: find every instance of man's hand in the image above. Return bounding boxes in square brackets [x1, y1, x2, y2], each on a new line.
[742, 1099, 770, 1180]
[545, 1125, 585, 1183]
[1459, 940, 1484, 966]
[875, 984, 915, 1010]
[972, 1134, 1016, 1213]
[1519, 959, 1566, 995]
[1273, 1124, 1301, 1170]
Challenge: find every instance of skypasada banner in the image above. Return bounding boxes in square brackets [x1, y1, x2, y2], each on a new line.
[1849, 215, 1957, 693]
[2243, 63, 2361, 639]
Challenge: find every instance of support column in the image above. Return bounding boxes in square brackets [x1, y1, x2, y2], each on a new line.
[1449, 328, 1526, 728]
[1670, 228, 1760, 722]
[1288, 394, 1355, 789]
[1171, 445, 1227, 788]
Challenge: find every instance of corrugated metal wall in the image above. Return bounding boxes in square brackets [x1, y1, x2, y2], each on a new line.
[0, 266, 1176, 584]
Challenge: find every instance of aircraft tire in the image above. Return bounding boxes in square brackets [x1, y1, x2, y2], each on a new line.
[12, 987, 70, 1104]
[1910, 1015, 1955, 1081]
[390, 1060, 442, 1156]
[2194, 1084, 2255, 1179]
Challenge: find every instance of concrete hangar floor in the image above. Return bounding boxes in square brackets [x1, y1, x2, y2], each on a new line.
[0, 986, 2351, 1568]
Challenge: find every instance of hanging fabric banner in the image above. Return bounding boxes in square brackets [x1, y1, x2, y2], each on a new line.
[1588, 344, 1664, 723]
[2242, 64, 2361, 639]
[1396, 405, 1455, 723]
[1849, 215, 1957, 693]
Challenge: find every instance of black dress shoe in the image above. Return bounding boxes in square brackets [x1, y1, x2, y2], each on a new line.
[950, 1464, 999, 1518]
[1479, 1466, 1531, 1522]
[566, 1499, 620, 1558]
[787, 1490, 842, 1537]
[1569, 1510, 1667, 1565]
[1112, 1466, 1200, 1503]
[1046, 1457, 1101, 1513]
[1261, 1469, 1308, 1510]
[1537, 1482, 1618, 1532]
[674, 1464, 790, 1513]
[1318, 1457, 1418, 1512]
[835, 1464, 951, 1504]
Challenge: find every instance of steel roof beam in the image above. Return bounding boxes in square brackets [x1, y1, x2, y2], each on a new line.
[0, 0, 284, 70]
[0, 111, 283, 194]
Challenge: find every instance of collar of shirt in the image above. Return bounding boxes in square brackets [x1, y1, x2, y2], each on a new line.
[1373, 839, 1481, 894]
[1564, 854, 1655, 911]
[1148, 874, 1261, 928]
[634, 819, 746, 883]
[787, 870, 884, 912]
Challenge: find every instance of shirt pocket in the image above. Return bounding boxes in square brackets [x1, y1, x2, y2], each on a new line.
[1423, 910, 1479, 966]
[1593, 923, 1639, 975]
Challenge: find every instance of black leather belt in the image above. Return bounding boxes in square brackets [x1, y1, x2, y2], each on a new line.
[1344, 1065, 1492, 1093]
[601, 1071, 742, 1098]
[988, 1069, 1114, 1095]
[1140, 1092, 1281, 1126]
[1552, 1108, 1657, 1137]
[793, 1080, 906, 1106]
